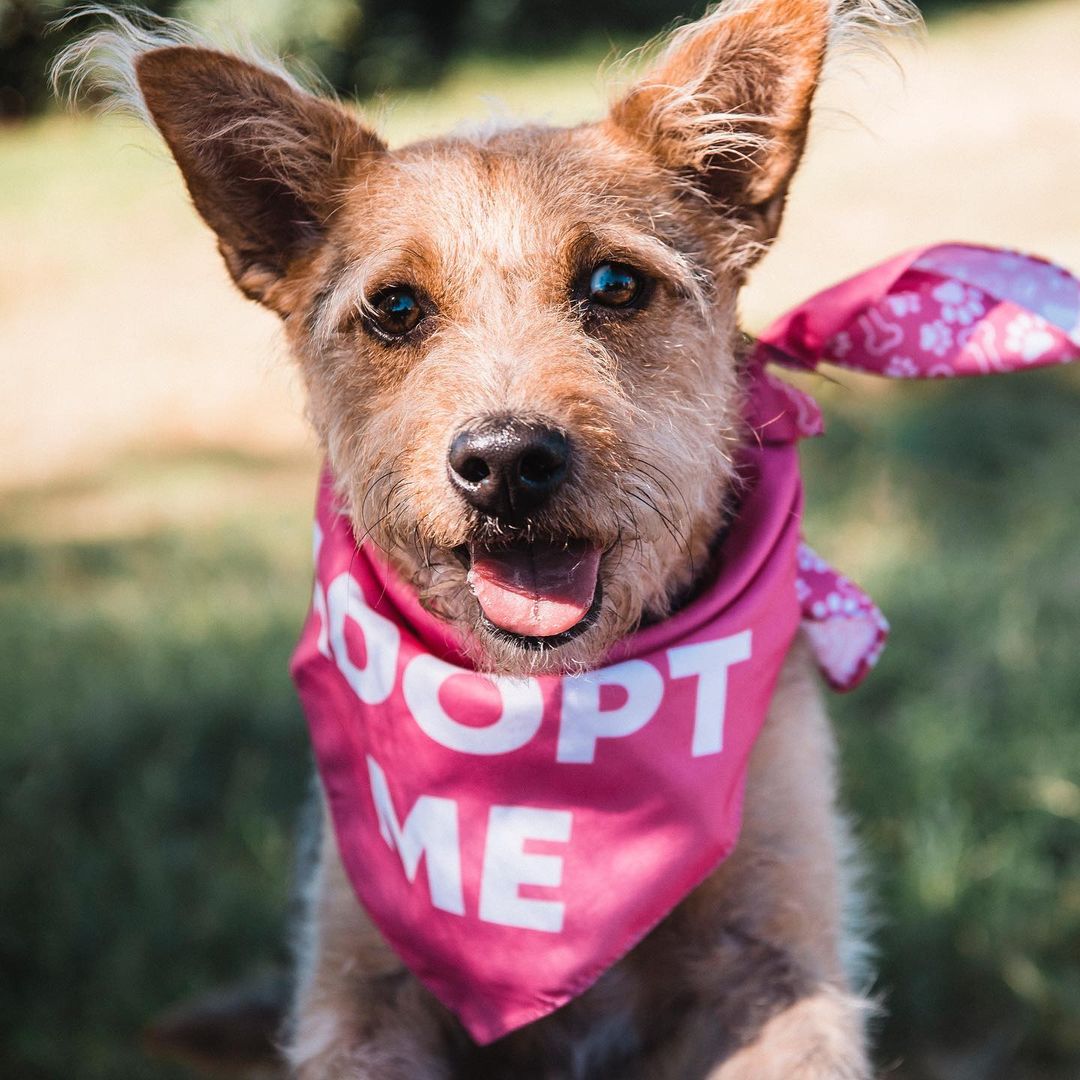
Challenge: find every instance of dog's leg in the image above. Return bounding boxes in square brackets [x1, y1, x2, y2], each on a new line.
[286, 810, 454, 1080]
[645, 640, 873, 1080]
[703, 986, 871, 1080]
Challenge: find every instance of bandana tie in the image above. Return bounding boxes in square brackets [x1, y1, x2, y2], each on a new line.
[291, 244, 1079, 1043]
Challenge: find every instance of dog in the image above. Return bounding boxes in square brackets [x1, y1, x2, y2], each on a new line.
[57, 2, 928, 1076]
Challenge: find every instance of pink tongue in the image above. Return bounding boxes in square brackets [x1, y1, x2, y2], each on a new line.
[468, 540, 601, 638]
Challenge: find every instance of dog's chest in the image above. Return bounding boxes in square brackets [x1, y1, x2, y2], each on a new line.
[454, 963, 647, 1079]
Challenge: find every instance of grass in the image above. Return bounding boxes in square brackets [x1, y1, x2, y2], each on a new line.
[2, 0, 1080, 1076]
[0, 453, 317, 1079]
[801, 370, 1080, 1076]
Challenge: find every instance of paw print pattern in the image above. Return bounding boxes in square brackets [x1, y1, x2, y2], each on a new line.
[919, 319, 954, 358]
[885, 355, 920, 379]
[748, 245, 1078, 446]
[886, 292, 922, 318]
[916, 244, 1080, 340]
[796, 543, 889, 693]
[831, 330, 853, 358]
[759, 244, 1079, 381]
[932, 280, 985, 326]
[1004, 313, 1057, 364]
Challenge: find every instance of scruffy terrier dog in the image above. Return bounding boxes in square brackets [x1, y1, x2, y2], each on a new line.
[61, 1, 925, 1076]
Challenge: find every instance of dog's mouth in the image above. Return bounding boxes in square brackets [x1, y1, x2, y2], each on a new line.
[456, 538, 603, 647]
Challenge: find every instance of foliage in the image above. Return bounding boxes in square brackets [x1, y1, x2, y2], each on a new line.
[1, 0, 657, 119]
[0, 1, 183, 118]
[0, 0, 1032, 120]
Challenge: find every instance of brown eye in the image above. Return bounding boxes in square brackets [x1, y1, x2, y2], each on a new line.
[369, 287, 423, 337]
[588, 262, 643, 308]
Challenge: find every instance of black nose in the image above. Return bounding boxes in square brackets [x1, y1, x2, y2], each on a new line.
[448, 419, 571, 519]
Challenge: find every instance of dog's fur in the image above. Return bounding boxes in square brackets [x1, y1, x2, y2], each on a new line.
[57, 2, 922, 1075]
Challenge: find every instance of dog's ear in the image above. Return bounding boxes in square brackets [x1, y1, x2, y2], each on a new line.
[609, 0, 834, 245]
[135, 47, 385, 310]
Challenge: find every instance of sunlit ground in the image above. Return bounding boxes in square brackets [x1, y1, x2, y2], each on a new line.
[2, 2, 1079, 1077]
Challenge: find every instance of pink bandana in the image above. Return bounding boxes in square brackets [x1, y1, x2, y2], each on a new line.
[291, 244, 1079, 1043]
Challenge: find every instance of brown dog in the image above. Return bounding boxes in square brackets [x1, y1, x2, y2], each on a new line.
[59, 1, 922, 1075]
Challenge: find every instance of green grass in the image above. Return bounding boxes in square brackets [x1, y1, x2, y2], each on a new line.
[802, 368, 1080, 1076]
[0, 454, 316, 1080]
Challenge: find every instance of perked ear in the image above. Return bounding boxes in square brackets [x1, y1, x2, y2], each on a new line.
[610, 0, 914, 243]
[134, 47, 385, 309]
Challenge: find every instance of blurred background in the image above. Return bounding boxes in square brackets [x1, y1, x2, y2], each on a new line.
[2, 1, 1079, 1077]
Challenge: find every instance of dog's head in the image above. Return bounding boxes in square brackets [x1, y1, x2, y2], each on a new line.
[62, 0, 916, 674]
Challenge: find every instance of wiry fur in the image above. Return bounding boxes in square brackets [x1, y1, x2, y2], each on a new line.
[56, 2, 920, 1075]
[51, 4, 314, 122]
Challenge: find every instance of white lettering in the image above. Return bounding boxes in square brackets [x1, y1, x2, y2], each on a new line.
[402, 655, 544, 755]
[327, 572, 399, 705]
[479, 806, 572, 932]
[366, 755, 465, 915]
[667, 630, 752, 756]
[311, 522, 331, 659]
[312, 581, 331, 659]
[557, 659, 664, 763]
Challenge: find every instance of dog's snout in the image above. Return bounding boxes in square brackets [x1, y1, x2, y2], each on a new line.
[448, 419, 570, 518]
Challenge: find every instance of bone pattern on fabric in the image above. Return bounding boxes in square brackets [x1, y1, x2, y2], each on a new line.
[291, 244, 1080, 1043]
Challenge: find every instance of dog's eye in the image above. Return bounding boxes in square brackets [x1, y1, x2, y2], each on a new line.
[587, 262, 643, 308]
[368, 287, 423, 337]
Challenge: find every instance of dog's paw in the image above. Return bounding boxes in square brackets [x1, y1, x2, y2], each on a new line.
[288, 1012, 451, 1080]
[292, 1046, 450, 1080]
[706, 988, 874, 1080]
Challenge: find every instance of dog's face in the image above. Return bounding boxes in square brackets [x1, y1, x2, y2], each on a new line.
[292, 128, 753, 675]
[126, 0, 885, 674]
